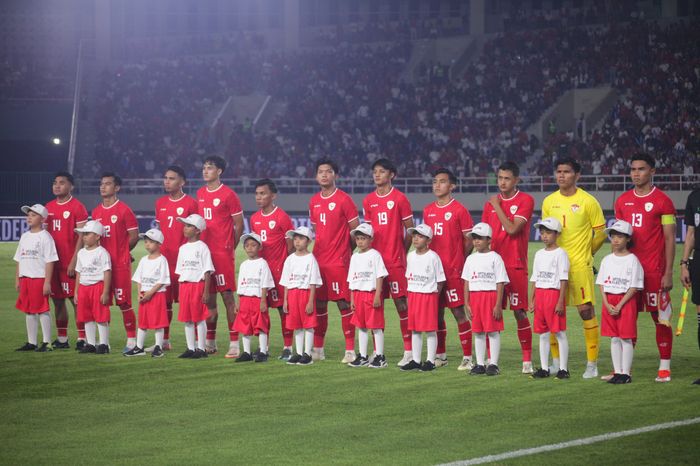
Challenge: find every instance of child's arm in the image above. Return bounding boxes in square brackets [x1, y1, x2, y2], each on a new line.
[43, 260, 55, 296]
[260, 288, 269, 313]
[528, 282, 535, 313]
[101, 270, 112, 305]
[141, 283, 164, 303]
[15, 264, 20, 292]
[283, 287, 289, 314]
[306, 285, 316, 315]
[202, 272, 211, 304]
[493, 282, 504, 320]
[350, 290, 355, 311]
[463, 280, 472, 321]
[74, 273, 80, 304]
[373, 277, 384, 308]
[599, 285, 615, 315]
[614, 287, 639, 312]
[555, 280, 567, 315]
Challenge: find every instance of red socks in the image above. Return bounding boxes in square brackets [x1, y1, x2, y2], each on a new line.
[652, 312, 673, 360]
[164, 309, 173, 340]
[458, 321, 472, 357]
[228, 321, 238, 343]
[398, 309, 411, 351]
[76, 320, 86, 339]
[56, 317, 68, 338]
[121, 308, 136, 338]
[340, 309, 355, 351]
[437, 316, 447, 354]
[280, 312, 293, 347]
[314, 307, 328, 348]
[516, 316, 533, 362]
[206, 321, 217, 340]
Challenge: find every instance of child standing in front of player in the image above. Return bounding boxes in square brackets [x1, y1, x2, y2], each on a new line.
[280, 226, 323, 365]
[175, 214, 214, 359]
[234, 232, 275, 363]
[597, 220, 644, 384]
[529, 218, 571, 379]
[125, 229, 170, 358]
[14, 204, 58, 352]
[347, 223, 389, 368]
[401, 224, 446, 372]
[462, 223, 510, 376]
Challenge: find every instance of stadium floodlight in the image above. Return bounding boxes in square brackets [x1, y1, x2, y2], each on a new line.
[52, 137, 61, 145]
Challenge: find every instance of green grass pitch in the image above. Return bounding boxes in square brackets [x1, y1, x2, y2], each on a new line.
[1, 242, 699, 465]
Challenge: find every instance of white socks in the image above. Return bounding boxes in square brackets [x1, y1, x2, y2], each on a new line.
[304, 329, 314, 355]
[373, 329, 384, 356]
[621, 338, 634, 375]
[259, 333, 268, 354]
[539, 332, 551, 369]
[411, 332, 422, 363]
[487, 332, 500, 366]
[426, 331, 436, 363]
[39, 312, 51, 343]
[25, 314, 39, 345]
[137, 329, 147, 349]
[196, 321, 206, 351]
[358, 329, 369, 357]
[97, 323, 109, 347]
[475, 333, 487, 366]
[155, 329, 164, 348]
[184, 323, 196, 351]
[294, 329, 304, 355]
[411, 331, 436, 363]
[85, 322, 97, 346]
[242, 335, 252, 354]
[555, 331, 569, 371]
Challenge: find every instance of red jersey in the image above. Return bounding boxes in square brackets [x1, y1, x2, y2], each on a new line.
[155, 194, 198, 262]
[309, 188, 359, 268]
[482, 190, 534, 270]
[91, 200, 138, 269]
[250, 206, 294, 277]
[196, 183, 243, 253]
[362, 187, 413, 269]
[614, 186, 676, 275]
[44, 196, 89, 268]
[423, 198, 474, 275]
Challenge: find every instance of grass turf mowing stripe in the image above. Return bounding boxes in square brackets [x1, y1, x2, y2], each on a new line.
[440, 417, 700, 466]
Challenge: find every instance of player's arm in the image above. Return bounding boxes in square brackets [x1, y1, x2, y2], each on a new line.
[127, 229, 139, 251]
[43, 260, 55, 296]
[488, 196, 528, 235]
[68, 220, 87, 277]
[15, 263, 20, 292]
[374, 277, 384, 308]
[402, 216, 415, 252]
[285, 237, 294, 255]
[493, 282, 504, 320]
[233, 213, 244, 250]
[260, 287, 269, 313]
[348, 216, 360, 251]
[591, 225, 606, 256]
[556, 280, 567, 315]
[74, 272, 80, 304]
[283, 286, 289, 313]
[661, 220, 676, 290]
[306, 285, 316, 314]
[101, 270, 112, 305]
[528, 282, 535, 313]
[463, 232, 473, 256]
[681, 225, 695, 288]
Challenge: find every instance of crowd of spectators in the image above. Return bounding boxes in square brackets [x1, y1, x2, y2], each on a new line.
[0, 61, 74, 100]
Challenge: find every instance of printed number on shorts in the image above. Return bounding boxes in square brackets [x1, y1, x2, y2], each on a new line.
[390, 281, 400, 295]
[332, 282, 340, 295]
[203, 208, 212, 220]
[269, 289, 278, 301]
[61, 282, 70, 294]
[215, 274, 226, 287]
[446, 288, 459, 303]
[378, 212, 388, 225]
[646, 292, 657, 307]
[115, 288, 123, 301]
[434, 222, 443, 236]
[510, 292, 519, 307]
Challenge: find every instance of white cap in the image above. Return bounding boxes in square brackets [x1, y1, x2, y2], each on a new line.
[177, 214, 206, 231]
[534, 217, 562, 233]
[605, 219, 633, 236]
[21, 204, 49, 219]
[285, 226, 313, 240]
[139, 228, 164, 244]
[468, 222, 493, 238]
[350, 223, 373, 238]
[407, 224, 433, 239]
[75, 220, 105, 236]
[240, 232, 263, 247]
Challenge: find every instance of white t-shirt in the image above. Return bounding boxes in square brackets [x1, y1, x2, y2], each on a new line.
[279, 253, 322, 290]
[596, 253, 644, 295]
[76, 246, 112, 286]
[176, 240, 215, 283]
[237, 258, 275, 297]
[530, 247, 570, 289]
[347, 249, 388, 292]
[132, 255, 170, 292]
[461, 250, 510, 292]
[14, 230, 58, 278]
[406, 249, 446, 293]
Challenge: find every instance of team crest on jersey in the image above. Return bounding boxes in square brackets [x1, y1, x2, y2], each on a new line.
[509, 205, 518, 215]
[177, 207, 184, 215]
[110, 215, 117, 224]
[644, 202, 653, 212]
[387, 201, 395, 210]
[269, 220, 276, 229]
[63, 211, 70, 219]
[328, 202, 336, 211]
[445, 212, 452, 220]
[213, 198, 221, 207]
[570, 204, 580, 213]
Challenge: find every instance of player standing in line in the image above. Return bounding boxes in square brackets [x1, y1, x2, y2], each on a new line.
[309, 160, 360, 363]
[680, 187, 700, 385]
[249, 179, 294, 360]
[91, 172, 139, 353]
[482, 161, 535, 374]
[44, 172, 89, 349]
[196, 156, 244, 357]
[422, 168, 475, 370]
[362, 158, 415, 366]
[541, 158, 606, 378]
[614, 154, 676, 382]
[153, 165, 198, 352]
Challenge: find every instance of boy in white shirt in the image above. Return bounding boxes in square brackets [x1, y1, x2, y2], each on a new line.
[125, 229, 171, 358]
[462, 222, 510, 376]
[74, 220, 112, 354]
[347, 223, 389, 368]
[280, 226, 323, 366]
[401, 224, 446, 372]
[233, 232, 275, 363]
[14, 204, 59, 352]
[596, 220, 644, 384]
[529, 217, 571, 379]
[175, 214, 215, 359]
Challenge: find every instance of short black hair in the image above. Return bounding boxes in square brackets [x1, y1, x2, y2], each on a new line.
[555, 157, 581, 173]
[203, 155, 227, 173]
[371, 158, 397, 175]
[165, 165, 187, 180]
[316, 159, 339, 175]
[255, 178, 278, 193]
[630, 153, 656, 169]
[432, 167, 457, 184]
[498, 161, 520, 177]
[54, 171, 74, 185]
[101, 171, 122, 186]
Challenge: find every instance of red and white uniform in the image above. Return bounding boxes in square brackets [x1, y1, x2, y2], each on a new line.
[596, 253, 644, 339]
[406, 250, 445, 332]
[423, 199, 474, 308]
[14, 230, 58, 314]
[482, 191, 534, 310]
[44, 196, 89, 298]
[132, 255, 170, 329]
[348, 248, 388, 330]
[280, 253, 323, 330]
[462, 251, 509, 333]
[530, 247, 570, 333]
[75, 246, 111, 323]
[309, 188, 358, 301]
[91, 200, 138, 306]
[155, 194, 198, 304]
[234, 258, 275, 335]
[614, 187, 676, 311]
[197, 184, 243, 292]
[176, 240, 214, 322]
[250, 206, 294, 307]
[363, 188, 413, 298]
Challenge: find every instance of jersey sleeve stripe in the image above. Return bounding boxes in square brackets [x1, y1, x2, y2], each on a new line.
[231, 211, 244, 217]
[127, 227, 139, 231]
[347, 216, 359, 223]
[401, 215, 414, 220]
[592, 223, 606, 229]
[514, 215, 529, 221]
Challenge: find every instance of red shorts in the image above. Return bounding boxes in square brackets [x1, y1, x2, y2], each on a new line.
[439, 274, 464, 309]
[209, 250, 236, 293]
[316, 265, 350, 302]
[637, 272, 662, 312]
[350, 290, 385, 329]
[137, 292, 169, 329]
[504, 267, 528, 310]
[111, 266, 132, 307]
[533, 288, 567, 333]
[178, 281, 210, 323]
[234, 296, 271, 335]
[470, 291, 504, 333]
[383, 265, 408, 299]
[16, 277, 50, 314]
[407, 291, 438, 332]
[51, 267, 75, 299]
[77, 282, 111, 323]
[285, 288, 317, 330]
[602, 293, 639, 339]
